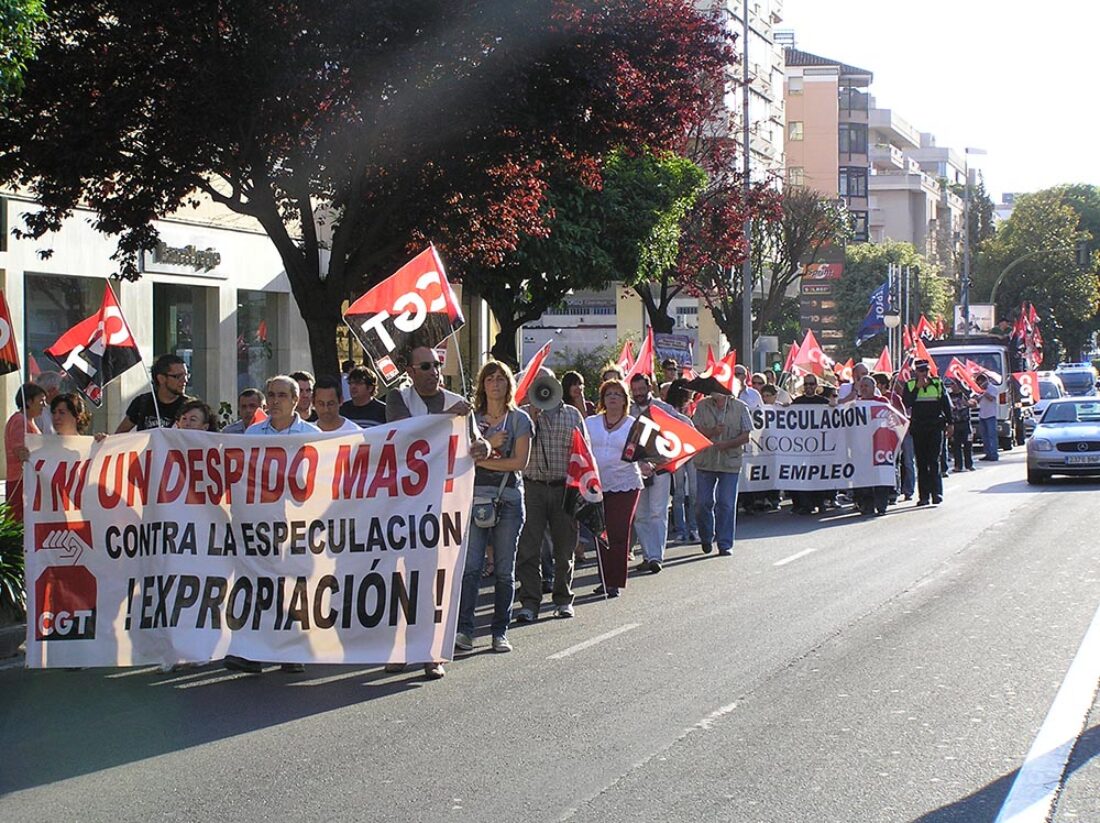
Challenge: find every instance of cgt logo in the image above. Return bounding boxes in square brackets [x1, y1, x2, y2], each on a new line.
[35, 565, 97, 641]
[35, 521, 94, 564]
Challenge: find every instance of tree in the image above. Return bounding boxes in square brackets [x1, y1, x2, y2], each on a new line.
[0, 1, 731, 377]
[749, 187, 851, 337]
[972, 188, 1099, 363]
[463, 148, 706, 366]
[949, 172, 996, 253]
[835, 241, 952, 359]
[0, 0, 45, 101]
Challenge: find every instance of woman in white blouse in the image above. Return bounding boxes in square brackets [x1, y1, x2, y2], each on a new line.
[587, 379, 644, 597]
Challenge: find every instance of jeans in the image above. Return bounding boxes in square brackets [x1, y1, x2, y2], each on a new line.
[670, 462, 698, 539]
[695, 469, 740, 551]
[458, 485, 525, 638]
[979, 416, 999, 460]
[634, 471, 672, 562]
[899, 432, 916, 496]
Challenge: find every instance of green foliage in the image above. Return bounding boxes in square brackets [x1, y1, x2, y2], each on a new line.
[972, 186, 1100, 362]
[836, 241, 952, 359]
[0, 0, 45, 101]
[948, 173, 996, 249]
[0, 502, 25, 620]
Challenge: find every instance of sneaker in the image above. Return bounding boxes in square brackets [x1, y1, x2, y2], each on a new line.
[492, 635, 513, 653]
[648, 560, 662, 574]
[717, 548, 733, 557]
[224, 655, 262, 674]
[554, 604, 575, 619]
[280, 663, 305, 673]
[454, 632, 474, 651]
[916, 499, 929, 507]
[384, 662, 406, 673]
[932, 495, 943, 505]
[701, 542, 713, 554]
[514, 608, 537, 624]
[635, 559, 652, 573]
[423, 662, 446, 680]
[606, 587, 620, 598]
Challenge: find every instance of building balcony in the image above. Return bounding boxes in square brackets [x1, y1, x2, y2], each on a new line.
[869, 170, 942, 198]
[869, 108, 921, 150]
[870, 143, 905, 171]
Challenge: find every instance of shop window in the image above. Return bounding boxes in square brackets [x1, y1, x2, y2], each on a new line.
[153, 283, 212, 405]
[237, 290, 278, 394]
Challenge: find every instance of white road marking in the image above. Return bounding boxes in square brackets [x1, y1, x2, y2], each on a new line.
[774, 548, 816, 567]
[547, 623, 640, 660]
[105, 666, 161, 678]
[994, 600, 1100, 823]
[288, 668, 376, 687]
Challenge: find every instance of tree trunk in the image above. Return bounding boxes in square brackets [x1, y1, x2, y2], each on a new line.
[299, 302, 343, 380]
[635, 283, 676, 334]
[489, 328, 520, 371]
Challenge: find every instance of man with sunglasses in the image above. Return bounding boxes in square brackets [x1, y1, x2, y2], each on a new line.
[385, 344, 488, 680]
[902, 359, 953, 506]
[116, 353, 194, 432]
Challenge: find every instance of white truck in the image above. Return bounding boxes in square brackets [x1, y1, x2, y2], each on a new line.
[925, 336, 1027, 451]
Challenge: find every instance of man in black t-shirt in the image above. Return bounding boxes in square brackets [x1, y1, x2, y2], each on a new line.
[116, 354, 194, 432]
[339, 366, 388, 427]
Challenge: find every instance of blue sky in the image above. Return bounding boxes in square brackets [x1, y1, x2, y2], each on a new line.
[780, 0, 1099, 199]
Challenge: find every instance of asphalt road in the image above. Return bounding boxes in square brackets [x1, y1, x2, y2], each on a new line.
[2, 450, 1099, 823]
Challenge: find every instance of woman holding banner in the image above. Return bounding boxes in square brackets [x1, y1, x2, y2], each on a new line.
[587, 379, 643, 597]
[50, 392, 91, 436]
[4, 383, 45, 522]
[456, 361, 532, 654]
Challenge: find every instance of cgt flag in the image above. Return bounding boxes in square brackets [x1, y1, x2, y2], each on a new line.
[0, 290, 21, 376]
[45, 285, 141, 406]
[563, 428, 605, 536]
[344, 245, 465, 384]
[1012, 371, 1041, 404]
[514, 340, 552, 405]
[620, 405, 712, 475]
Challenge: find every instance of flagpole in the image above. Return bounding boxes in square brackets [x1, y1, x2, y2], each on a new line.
[593, 531, 609, 601]
[105, 276, 164, 428]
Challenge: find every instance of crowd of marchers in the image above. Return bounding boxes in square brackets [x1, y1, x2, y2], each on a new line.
[3, 344, 1004, 681]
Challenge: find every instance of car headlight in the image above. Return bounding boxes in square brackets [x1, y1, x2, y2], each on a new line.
[1030, 438, 1053, 452]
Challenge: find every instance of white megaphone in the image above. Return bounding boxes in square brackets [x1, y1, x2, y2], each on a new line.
[529, 374, 563, 411]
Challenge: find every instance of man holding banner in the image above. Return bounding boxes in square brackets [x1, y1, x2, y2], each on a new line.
[691, 389, 752, 556]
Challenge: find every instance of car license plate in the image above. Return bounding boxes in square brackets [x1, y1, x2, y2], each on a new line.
[1065, 454, 1100, 465]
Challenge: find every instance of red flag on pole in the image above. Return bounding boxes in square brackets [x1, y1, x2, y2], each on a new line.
[1012, 371, 1040, 404]
[914, 314, 936, 341]
[344, 245, 465, 384]
[782, 341, 799, 373]
[833, 358, 854, 383]
[872, 346, 892, 374]
[563, 428, 605, 536]
[704, 344, 717, 373]
[616, 339, 636, 373]
[621, 405, 713, 475]
[913, 338, 938, 376]
[965, 358, 1002, 383]
[0, 291, 21, 376]
[514, 340, 553, 405]
[902, 325, 913, 352]
[624, 328, 655, 383]
[45, 284, 141, 406]
[793, 330, 833, 376]
[946, 357, 982, 394]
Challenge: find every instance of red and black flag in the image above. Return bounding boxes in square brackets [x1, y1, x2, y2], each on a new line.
[343, 245, 465, 384]
[0, 290, 20, 376]
[620, 405, 713, 475]
[45, 285, 141, 406]
[563, 428, 605, 536]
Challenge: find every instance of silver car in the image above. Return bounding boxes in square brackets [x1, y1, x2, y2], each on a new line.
[1026, 398, 1100, 484]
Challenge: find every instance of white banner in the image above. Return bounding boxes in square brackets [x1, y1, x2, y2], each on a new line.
[23, 415, 474, 668]
[741, 401, 908, 491]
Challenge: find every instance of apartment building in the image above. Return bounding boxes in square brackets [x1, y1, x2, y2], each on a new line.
[782, 46, 872, 241]
[868, 107, 965, 280]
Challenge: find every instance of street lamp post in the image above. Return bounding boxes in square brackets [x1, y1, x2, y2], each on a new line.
[962, 147, 986, 340]
[740, 0, 753, 367]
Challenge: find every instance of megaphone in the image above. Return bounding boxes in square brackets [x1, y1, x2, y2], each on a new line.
[529, 374, 563, 411]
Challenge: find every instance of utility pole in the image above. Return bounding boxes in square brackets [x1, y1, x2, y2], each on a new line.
[962, 147, 986, 340]
[740, 0, 753, 367]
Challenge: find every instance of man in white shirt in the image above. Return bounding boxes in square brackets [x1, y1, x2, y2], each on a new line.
[313, 376, 362, 432]
[734, 365, 762, 410]
[223, 388, 265, 434]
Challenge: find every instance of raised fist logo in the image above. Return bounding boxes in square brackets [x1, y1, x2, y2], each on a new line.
[35, 521, 94, 565]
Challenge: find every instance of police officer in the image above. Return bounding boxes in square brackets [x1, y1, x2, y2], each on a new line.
[901, 359, 953, 506]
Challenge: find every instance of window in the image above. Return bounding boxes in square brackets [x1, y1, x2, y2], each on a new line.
[154, 283, 212, 405]
[838, 87, 869, 112]
[839, 123, 867, 155]
[24, 273, 109, 432]
[237, 290, 278, 394]
[838, 166, 867, 198]
[850, 211, 869, 242]
[788, 121, 804, 141]
[788, 77, 803, 95]
[787, 166, 805, 187]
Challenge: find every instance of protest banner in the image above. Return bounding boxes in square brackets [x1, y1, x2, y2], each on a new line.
[741, 401, 909, 492]
[23, 415, 474, 668]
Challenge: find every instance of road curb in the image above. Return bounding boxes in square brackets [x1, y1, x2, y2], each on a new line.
[0, 623, 26, 659]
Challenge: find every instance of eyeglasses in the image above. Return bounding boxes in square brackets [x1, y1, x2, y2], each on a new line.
[166, 372, 189, 381]
[413, 361, 441, 372]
